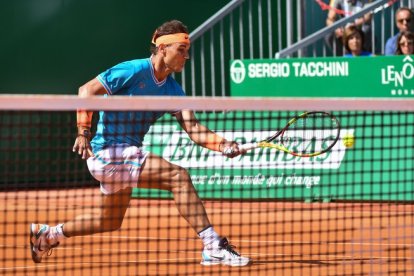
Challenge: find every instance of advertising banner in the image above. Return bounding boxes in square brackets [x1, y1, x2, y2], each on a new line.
[133, 112, 413, 201]
[230, 56, 414, 97]
[133, 56, 414, 201]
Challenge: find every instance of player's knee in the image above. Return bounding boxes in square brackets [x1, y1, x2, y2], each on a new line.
[170, 167, 192, 190]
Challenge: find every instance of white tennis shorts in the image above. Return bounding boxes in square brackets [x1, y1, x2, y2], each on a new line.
[86, 144, 149, 195]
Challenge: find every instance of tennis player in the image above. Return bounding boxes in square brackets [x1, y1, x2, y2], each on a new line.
[29, 20, 250, 267]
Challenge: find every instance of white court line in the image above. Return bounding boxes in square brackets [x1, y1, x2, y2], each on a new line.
[1, 252, 410, 272]
[2, 234, 411, 271]
[1, 252, 411, 271]
[89, 235, 414, 248]
[3, 234, 413, 249]
[1, 250, 411, 272]
[0, 258, 200, 271]
[0, 264, 61, 271]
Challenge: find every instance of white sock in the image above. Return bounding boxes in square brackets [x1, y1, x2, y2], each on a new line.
[47, 224, 67, 244]
[198, 226, 220, 247]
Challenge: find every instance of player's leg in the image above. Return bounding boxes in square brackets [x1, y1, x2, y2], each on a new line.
[138, 153, 250, 266]
[30, 145, 143, 263]
[61, 187, 132, 236]
[138, 153, 210, 233]
[30, 187, 132, 263]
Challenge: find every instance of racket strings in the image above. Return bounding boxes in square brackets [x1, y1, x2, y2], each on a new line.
[282, 114, 339, 154]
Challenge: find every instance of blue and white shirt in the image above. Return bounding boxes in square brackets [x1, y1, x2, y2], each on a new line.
[91, 57, 185, 153]
[385, 33, 399, 55]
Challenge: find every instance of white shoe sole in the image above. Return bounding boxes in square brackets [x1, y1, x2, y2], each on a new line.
[200, 258, 251, 267]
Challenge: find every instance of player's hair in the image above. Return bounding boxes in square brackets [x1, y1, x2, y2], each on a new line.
[395, 30, 414, 55]
[150, 20, 189, 54]
[342, 25, 365, 53]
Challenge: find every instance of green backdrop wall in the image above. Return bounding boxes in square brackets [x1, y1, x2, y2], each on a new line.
[0, 0, 229, 94]
[0, 0, 228, 190]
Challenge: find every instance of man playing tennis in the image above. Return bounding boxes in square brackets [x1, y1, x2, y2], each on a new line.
[29, 20, 250, 267]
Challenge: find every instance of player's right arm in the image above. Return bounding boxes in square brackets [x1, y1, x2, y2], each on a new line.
[73, 78, 107, 160]
[174, 109, 241, 158]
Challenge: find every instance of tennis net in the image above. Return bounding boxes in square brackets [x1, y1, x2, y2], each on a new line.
[0, 95, 413, 275]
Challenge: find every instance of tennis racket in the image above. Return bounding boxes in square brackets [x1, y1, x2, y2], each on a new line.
[236, 111, 341, 157]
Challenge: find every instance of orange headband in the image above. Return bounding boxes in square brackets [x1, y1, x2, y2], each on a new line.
[151, 33, 190, 47]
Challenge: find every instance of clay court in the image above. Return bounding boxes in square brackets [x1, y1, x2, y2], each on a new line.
[0, 188, 412, 275]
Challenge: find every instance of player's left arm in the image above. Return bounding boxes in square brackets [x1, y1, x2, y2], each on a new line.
[174, 110, 240, 157]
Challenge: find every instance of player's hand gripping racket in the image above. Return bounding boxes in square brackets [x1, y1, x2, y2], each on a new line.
[236, 111, 341, 157]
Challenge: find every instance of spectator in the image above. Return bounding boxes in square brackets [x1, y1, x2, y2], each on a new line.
[325, 0, 373, 55]
[385, 7, 414, 55]
[395, 30, 414, 55]
[343, 25, 373, 57]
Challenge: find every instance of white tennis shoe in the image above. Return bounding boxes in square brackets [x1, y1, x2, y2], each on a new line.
[200, 237, 250, 267]
[30, 223, 59, 263]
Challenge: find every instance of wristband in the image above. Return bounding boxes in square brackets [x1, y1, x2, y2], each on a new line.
[77, 129, 91, 139]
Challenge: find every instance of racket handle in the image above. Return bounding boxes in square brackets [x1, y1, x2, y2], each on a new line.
[239, 142, 259, 152]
